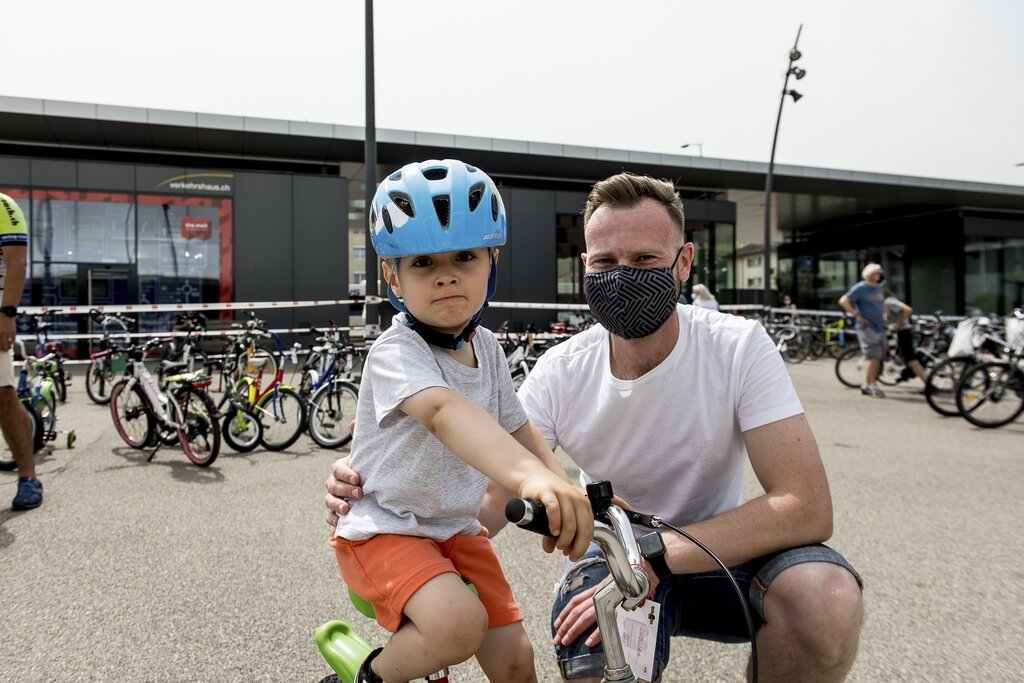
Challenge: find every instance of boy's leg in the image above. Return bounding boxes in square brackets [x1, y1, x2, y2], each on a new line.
[475, 622, 537, 683]
[371, 573, 489, 681]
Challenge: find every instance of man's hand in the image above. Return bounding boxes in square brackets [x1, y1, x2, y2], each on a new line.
[324, 456, 362, 527]
[553, 575, 610, 648]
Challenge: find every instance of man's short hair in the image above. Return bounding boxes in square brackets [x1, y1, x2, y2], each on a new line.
[862, 263, 883, 280]
[583, 173, 685, 241]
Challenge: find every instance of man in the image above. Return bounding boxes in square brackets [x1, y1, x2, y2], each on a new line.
[0, 192, 41, 510]
[839, 264, 887, 398]
[327, 173, 863, 682]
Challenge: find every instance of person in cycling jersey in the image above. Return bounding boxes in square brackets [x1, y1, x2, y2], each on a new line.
[327, 172, 863, 682]
[0, 192, 41, 510]
[329, 160, 592, 683]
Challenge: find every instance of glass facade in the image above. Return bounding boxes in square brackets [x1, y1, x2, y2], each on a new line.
[3, 186, 232, 344]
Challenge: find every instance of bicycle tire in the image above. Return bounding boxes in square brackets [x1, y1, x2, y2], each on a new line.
[511, 369, 527, 392]
[924, 356, 973, 417]
[782, 335, 806, 364]
[85, 358, 117, 405]
[834, 348, 865, 388]
[176, 387, 221, 466]
[55, 367, 67, 403]
[877, 358, 901, 386]
[308, 381, 358, 449]
[257, 386, 307, 451]
[222, 407, 263, 453]
[955, 362, 1024, 429]
[110, 380, 155, 449]
[0, 402, 42, 463]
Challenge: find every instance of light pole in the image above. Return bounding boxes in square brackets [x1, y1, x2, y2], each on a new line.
[762, 24, 806, 309]
[363, 0, 380, 336]
[680, 142, 704, 157]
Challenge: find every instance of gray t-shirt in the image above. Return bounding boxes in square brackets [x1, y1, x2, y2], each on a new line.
[884, 296, 911, 331]
[334, 316, 528, 542]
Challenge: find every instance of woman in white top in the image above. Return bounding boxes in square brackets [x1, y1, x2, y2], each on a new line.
[691, 283, 720, 311]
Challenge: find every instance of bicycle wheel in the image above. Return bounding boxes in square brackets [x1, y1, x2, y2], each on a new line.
[511, 369, 527, 392]
[308, 381, 358, 449]
[925, 356, 973, 417]
[85, 358, 118, 404]
[0, 401, 43, 463]
[176, 387, 220, 466]
[55, 367, 67, 403]
[222, 406, 263, 453]
[835, 348, 866, 388]
[110, 380, 154, 448]
[782, 334, 806, 364]
[257, 386, 307, 451]
[955, 362, 1024, 428]
[877, 358, 902, 386]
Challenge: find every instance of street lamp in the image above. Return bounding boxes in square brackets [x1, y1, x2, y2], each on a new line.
[680, 142, 704, 157]
[762, 24, 805, 309]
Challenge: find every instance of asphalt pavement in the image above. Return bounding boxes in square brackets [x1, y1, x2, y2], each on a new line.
[1, 359, 1022, 682]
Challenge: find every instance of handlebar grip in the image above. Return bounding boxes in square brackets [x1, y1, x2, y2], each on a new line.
[505, 498, 552, 536]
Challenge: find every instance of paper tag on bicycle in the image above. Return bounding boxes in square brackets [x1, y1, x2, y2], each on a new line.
[289, 349, 298, 365]
[615, 600, 660, 679]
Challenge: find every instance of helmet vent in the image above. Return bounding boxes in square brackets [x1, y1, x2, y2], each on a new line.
[382, 207, 394, 234]
[468, 183, 485, 212]
[433, 196, 451, 228]
[491, 193, 499, 221]
[423, 168, 448, 181]
[389, 171, 403, 181]
[390, 192, 415, 218]
[466, 165, 478, 173]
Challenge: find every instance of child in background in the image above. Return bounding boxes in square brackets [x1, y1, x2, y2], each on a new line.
[331, 159, 592, 683]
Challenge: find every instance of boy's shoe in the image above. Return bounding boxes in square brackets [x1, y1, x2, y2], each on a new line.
[355, 647, 384, 683]
[860, 385, 886, 399]
[12, 477, 43, 510]
[0, 458, 17, 471]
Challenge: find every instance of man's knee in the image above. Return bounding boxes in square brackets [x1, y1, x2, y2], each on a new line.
[762, 562, 863, 662]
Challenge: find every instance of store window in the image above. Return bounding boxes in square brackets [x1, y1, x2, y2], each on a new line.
[556, 213, 585, 304]
[136, 195, 233, 330]
[30, 190, 135, 265]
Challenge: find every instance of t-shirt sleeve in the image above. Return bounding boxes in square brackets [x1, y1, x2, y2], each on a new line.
[365, 333, 449, 427]
[736, 323, 804, 432]
[516, 353, 558, 449]
[842, 281, 864, 304]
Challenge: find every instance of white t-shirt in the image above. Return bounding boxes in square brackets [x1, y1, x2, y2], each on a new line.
[517, 304, 803, 527]
[334, 316, 527, 542]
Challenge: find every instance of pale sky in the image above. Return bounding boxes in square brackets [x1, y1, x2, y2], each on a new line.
[6, 0, 1023, 186]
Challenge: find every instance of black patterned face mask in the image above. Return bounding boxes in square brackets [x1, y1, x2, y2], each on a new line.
[584, 248, 682, 340]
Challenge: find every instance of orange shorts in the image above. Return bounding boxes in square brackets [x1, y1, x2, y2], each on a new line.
[330, 531, 523, 633]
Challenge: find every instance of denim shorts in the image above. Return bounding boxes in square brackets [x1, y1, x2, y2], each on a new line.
[551, 542, 862, 682]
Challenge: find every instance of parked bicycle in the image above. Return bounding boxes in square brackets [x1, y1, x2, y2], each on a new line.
[14, 338, 76, 449]
[953, 309, 1024, 428]
[303, 325, 360, 449]
[924, 315, 1009, 417]
[84, 308, 134, 405]
[109, 337, 220, 467]
[228, 319, 307, 451]
[29, 312, 70, 403]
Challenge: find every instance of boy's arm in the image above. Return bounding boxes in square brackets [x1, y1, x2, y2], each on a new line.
[399, 386, 593, 559]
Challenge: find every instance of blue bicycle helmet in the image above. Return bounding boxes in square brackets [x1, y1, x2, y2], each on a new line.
[369, 160, 507, 349]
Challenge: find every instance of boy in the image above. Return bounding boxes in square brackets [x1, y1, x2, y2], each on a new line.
[331, 160, 592, 683]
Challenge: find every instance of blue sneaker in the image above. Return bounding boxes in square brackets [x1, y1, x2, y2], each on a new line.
[12, 477, 43, 511]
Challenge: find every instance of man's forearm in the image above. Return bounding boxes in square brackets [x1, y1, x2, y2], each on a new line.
[662, 491, 833, 574]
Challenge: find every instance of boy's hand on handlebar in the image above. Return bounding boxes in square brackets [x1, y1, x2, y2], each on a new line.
[517, 475, 593, 561]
